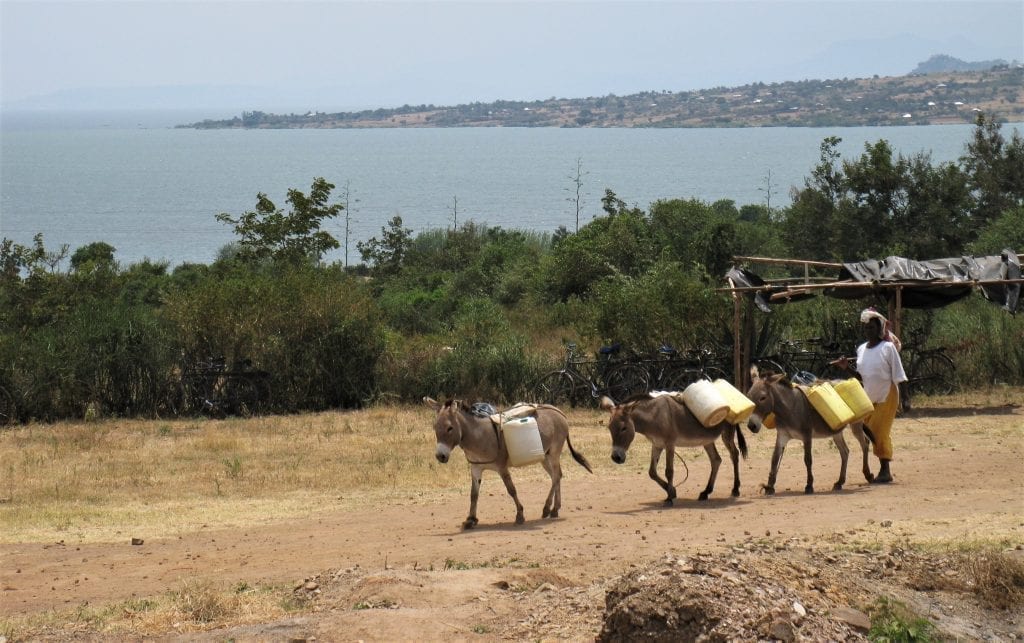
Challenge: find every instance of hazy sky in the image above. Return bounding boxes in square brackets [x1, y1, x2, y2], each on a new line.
[2, 0, 1022, 112]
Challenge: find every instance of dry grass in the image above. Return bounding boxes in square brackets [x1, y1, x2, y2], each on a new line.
[0, 404, 617, 543]
[0, 577, 304, 640]
[905, 541, 1024, 611]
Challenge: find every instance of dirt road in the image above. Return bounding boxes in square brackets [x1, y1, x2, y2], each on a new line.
[2, 403, 1022, 640]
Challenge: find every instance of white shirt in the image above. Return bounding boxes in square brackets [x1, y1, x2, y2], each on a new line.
[856, 340, 908, 403]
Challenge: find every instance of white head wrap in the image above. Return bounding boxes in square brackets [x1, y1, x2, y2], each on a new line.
[860, 308, 887, 325]
[860, 308, 901, 350]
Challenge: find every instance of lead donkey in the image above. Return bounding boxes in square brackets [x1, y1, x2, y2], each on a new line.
[424, 397, 593, 529]
[746, 367, 874, 494]
[599, 393, 748, 505]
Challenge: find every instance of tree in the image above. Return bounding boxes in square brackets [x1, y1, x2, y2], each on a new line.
[566, 157, 588, 232]
[357, 215, 412, 277]
[338, 181, 359, 268]
[961, 114, 1024, 234]
[601, 188, 627, 216]
[70, 242, 116, 272]
[216, 177, 342, 266]
[781, 137, 844, 261]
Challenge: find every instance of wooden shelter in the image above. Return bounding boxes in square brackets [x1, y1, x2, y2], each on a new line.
[719, 252, 1023, 389]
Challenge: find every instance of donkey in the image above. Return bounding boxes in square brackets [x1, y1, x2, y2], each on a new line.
[599, 393, 748, 505]
[424, 397, 593, 529]
[746, 367, 874, 495]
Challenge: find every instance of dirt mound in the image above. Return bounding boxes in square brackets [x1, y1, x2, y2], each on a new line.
[595, 541, 1023, 642]
[599, 551, 867, 642]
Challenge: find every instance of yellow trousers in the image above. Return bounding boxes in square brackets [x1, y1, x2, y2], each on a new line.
[864, 383, 899, 460]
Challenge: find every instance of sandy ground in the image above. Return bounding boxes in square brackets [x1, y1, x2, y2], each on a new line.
[2, 402, 1022, 640]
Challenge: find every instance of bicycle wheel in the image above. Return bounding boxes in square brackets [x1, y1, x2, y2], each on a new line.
[664, 368, 704, 391]
[604, 364, 649, 404]
[226, 377, 261, 417]
[701, 365, 730, 383]
[910, 353, 956, 396]
[752, 358, 787, 377]
[533, 371, 576, 407]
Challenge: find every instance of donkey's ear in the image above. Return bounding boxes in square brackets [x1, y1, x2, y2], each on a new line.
[599, 396, 616, 412]
[749, 364, 760, 379]
[768, 373, 787, 384]
[423, 397, 441, 412]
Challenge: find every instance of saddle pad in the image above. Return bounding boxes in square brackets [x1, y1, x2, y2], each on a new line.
[650, 390, 685, 402]
[490, 403, 537, 425]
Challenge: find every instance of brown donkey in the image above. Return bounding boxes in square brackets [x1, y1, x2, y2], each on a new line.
[599, 393, 747, 505]
[425, 398, 592, 529]
[746, 367, 874, 495]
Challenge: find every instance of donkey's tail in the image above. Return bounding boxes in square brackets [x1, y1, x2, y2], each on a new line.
[566, 435, 594, 473]
[859, 422, 876, 445]
[735, 423, 749, 459]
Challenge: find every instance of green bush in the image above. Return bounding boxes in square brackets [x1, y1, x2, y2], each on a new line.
[163, 264, 386, 411]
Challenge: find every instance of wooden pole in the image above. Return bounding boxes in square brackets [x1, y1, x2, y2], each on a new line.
[717, 277, 1024, 296]
[729, 278, 742, 388]
[731, 255, 844, 269]
[893, 287, 902, 338]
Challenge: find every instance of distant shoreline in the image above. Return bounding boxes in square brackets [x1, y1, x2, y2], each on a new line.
[181, 68, 1024, 130]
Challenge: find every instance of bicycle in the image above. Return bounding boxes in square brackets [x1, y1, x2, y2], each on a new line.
[638, 344, 724, 391]
[532, 343, 649, 407]
[178, 356, 272, 418]
[901, 329, 956, 397]
[754, 337, 848, 381]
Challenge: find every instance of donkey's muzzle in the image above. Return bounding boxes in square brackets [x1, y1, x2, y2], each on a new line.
[435, 444, 451, 464]
[747, 415, 763, 434]
[611, 448, 627, 465]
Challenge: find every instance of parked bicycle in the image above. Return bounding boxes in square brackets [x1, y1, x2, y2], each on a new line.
[753, 337, 848, 381]
[177, 356, 271, 418]
[901, 329, 956, 397]
[635, 344, 730, 391]
[532, 343, 649, 407]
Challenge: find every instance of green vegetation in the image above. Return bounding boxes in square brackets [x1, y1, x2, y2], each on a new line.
[867, 596, 938, 642]
[2, 118, 1022, 422]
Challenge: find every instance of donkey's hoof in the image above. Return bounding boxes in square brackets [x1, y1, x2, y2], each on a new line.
[864, 472, 875, 483]
[832, 483, 844, 491]
[542, 507, 551, 518]
[515, 513, 525, 525]
[548, 509, 559, 518]
[462, 518, 478, 530]
[698, 491, 710, 501]
[761, 484, 775, 496]
[804, 485, 815, 494]
[663, 497, 674, 506]
[731, 488, 740, 498]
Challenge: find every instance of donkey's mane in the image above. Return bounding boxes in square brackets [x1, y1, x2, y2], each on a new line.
[620, 392, 654, 406]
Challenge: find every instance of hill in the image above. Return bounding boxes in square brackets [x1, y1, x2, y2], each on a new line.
[912, 54, 1013, 74]
[183, 65, 1024, 130]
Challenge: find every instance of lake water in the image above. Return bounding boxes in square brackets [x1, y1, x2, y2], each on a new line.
[1, 111, 1014, 267]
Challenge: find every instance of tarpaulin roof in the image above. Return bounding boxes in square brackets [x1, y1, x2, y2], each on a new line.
[726, 249, 1021, 314]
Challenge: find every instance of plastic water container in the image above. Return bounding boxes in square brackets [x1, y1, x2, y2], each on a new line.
[805, 381, 856, 430]
[712, 378, 756, 424]
[502, 417, 545, 467]
[833, 378, 875, 422]
[682, 379, 730, 427]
